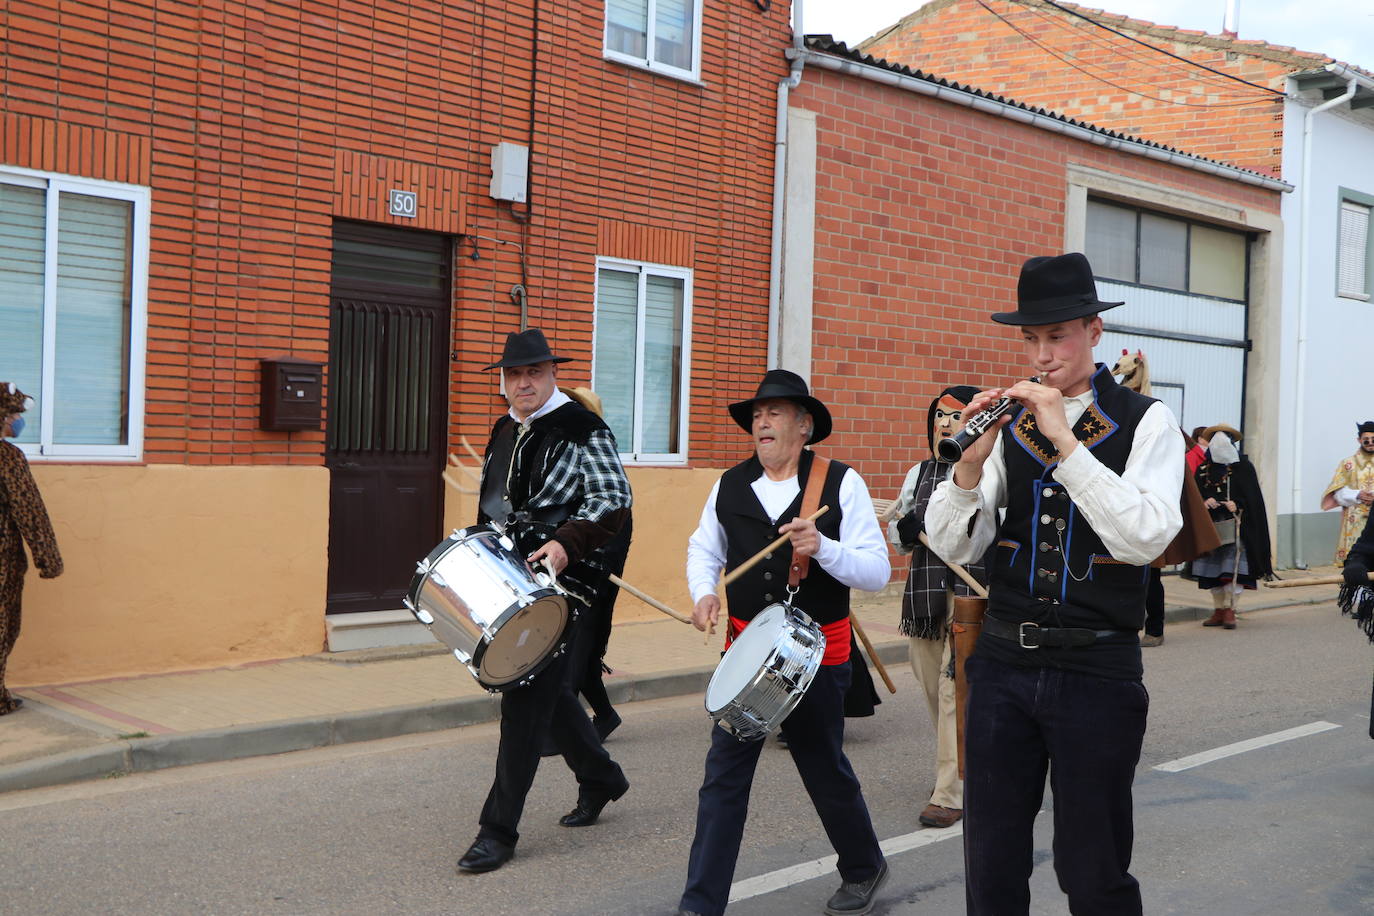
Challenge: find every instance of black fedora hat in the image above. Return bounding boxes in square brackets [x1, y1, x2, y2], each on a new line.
[727, 369, 832, 444]
[483, 328, 573, 370]
[991, 252, 1124, 326]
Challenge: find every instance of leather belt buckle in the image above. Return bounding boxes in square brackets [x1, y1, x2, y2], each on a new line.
[1018, 621, 1042, 649]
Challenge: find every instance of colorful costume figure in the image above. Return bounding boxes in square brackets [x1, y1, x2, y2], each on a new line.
[1320, 421, 1374, 564]
[1191, 426, 1273, 629]
[886, 384, 985, 828]
[1337, 510, 1374, 740]
[0, 383, 63, 716]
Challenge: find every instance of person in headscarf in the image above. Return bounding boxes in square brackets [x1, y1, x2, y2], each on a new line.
[1320, 421, 1374, 565]
[1, 383, 64, 715]
[886, 384, 986, 829]
[1190, 425, 1272, 629]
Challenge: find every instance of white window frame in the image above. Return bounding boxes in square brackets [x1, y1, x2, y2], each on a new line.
[603, 0, 704, 84]
[1, 166, 151, 461]
[1337, 194, 1372, 301]
[592, 257, 693, 465]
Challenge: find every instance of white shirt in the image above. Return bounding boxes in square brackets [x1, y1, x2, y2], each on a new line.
[926, 392, 1184, 567]
[686, 464, 891, 604]
[509, 387, 571, 425]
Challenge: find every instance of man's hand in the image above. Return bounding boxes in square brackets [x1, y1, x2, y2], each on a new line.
[1223, 500, 1237, 514]
[895, 510, 922, 547]
[528, 539, 569, 575]
[693, 594, 721, 633]
[952, 387, 1012, 490]
[780, 516, 821, 559]
[1204, 497, 1219, 509]
[1343, 563, 1371, 587]
[1003, 379, 1076, 459]
[1359, 489, 1374, 506]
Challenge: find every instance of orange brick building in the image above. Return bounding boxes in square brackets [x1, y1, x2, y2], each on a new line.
[1, 0, 792, 682]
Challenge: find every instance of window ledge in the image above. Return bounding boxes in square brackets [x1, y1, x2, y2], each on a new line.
[603, 51, 705, 88]
[1337, 291, 1372, 302]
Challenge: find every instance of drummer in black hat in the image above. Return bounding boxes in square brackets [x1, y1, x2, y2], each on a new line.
[456, 328, 633, 875]
[925, 253, 1184, 914]
[676, 370, 890, 916]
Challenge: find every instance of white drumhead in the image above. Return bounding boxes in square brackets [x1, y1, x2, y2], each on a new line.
[705, 604, 787, 712]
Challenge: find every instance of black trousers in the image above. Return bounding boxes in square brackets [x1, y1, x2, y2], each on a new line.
[477, 610, 627, 847]
[679, 662, 884, 916]
[963, 655, 1148, 915]
[1143, 568, 1164, 637]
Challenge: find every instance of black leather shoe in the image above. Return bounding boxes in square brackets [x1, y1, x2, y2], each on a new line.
[593, 710, 621, 741]
[824, 858, 889, 915]
[676, 910, 705, 916]
[456, 836, 514, 874]
[559, 775, 629, 827]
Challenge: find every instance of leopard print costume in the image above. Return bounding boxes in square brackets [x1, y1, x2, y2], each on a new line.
[0, 439, 63, 714]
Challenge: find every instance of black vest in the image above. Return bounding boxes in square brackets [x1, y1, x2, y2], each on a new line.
[988, 365, 1155, 634]
[716, 450, 850, 626]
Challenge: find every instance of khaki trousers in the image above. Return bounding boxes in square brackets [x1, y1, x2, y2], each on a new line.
[908, 604, 962, 809]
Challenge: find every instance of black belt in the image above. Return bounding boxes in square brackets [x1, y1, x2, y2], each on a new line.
[982, 615, 1133, 649]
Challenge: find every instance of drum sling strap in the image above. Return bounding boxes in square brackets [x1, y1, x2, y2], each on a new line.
[479, 420, 520, 526]
[787, 454, 832, 594]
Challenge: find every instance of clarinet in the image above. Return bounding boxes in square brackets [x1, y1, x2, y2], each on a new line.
[935, 377, 1039, 463]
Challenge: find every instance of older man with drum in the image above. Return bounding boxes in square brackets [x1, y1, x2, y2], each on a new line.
[455, 328, 633, 875]
[676, 370, 890, 916]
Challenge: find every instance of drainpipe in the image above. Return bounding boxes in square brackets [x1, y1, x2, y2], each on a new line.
[1291, 75, 1356, 567]
[766, 0, 805, 370]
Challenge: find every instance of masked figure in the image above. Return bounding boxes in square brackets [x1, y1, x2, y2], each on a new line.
[1321, 421, 1374, 564]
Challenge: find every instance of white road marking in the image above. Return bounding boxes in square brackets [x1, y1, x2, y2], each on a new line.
[729, 824, 964, 903]
[1153, 720, 1342, 773]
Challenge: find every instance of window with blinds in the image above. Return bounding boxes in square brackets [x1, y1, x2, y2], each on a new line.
[604, 0, 699, 80]
[1338, 199, 1371, 300]
[0, 172, 148, 458]
[1085, 199, 1248, 301]
[593, 260, 691, 462]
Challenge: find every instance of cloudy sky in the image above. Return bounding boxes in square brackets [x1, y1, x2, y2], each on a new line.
[802, 0, 1374, 71]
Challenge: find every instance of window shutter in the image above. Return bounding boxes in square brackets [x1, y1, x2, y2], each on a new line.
[641, 274, 684, 453]
[53, 192, 133, 445]
[594, 268, 641, 452]
[1339, 200, 1370, 297]
[0, 183, 46, 443]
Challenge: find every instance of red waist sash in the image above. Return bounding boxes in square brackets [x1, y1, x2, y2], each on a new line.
[727, 614, 851, 666]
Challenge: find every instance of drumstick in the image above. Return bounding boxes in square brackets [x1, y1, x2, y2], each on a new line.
[851, 615, 896, 694]
[708, 506, 831, 644]
[918, 532, 989, 598]
[460, 435, 484, 465]
[609, 573, 692, 624]
[447, 452, 482, 484]
[441, 470, 476, 495]
[720, 506, 831, 587]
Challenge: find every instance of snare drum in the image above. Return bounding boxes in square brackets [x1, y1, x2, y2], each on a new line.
[705, 603, 826, 741]
[405, 525, 570, 692]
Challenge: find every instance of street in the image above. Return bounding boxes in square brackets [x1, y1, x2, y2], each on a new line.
[2, 600, 1371, 916]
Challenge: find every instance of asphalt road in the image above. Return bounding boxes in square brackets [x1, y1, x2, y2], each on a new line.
[2, 600, 1371, 916]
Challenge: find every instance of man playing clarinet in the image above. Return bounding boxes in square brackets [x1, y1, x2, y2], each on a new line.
[926, 253, 1184, 914]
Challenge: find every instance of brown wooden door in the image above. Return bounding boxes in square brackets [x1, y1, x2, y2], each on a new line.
[325, 221, 451, 614]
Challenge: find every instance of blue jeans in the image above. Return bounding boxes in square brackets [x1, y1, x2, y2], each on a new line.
[679, 662, 883, 916]
[963, 655, 1148, 915]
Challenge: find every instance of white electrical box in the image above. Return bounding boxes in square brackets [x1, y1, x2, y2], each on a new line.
[490, 142, 529, 203]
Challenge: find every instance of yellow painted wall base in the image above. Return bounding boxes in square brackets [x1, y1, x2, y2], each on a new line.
[10, 465, 329, 686]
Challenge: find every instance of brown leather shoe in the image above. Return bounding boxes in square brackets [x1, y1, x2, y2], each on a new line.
[918, 804, 963, 828]
[1202, 608, 1227, 627]
[1222, 607, 1237, 630]
[1139, 633, 1164, 647]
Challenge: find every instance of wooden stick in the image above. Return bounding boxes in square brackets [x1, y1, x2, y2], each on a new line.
[459, 435, 484, 465]
[446, 453, 482, 484]
[851, 615, 896, 694]
[918, 532, 989, 598]
[441, 470, 476, 495]
[720, 506, 831, 588]
[1264, 572, 1371, 588]
[608, 573, 692, 625]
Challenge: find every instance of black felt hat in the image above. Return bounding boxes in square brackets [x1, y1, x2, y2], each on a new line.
[991, 252, 1124, 326]
[727, 370, 832, 444]
[483, 328, 573, 370]
[1358, 420, 1374, 436]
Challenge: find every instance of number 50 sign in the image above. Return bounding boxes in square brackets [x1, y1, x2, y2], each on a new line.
[388, 189, 417, 218]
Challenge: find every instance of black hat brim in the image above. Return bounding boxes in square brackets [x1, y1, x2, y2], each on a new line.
[991, 298, 1123, 326]
[483, 354, 574, 370]
[728, 395, 832, 445]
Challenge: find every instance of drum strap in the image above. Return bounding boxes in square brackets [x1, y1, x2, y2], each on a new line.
[789, 455, 831, 589]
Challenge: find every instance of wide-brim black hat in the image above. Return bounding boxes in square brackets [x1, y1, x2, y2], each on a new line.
[727, 369, 832, 444]
[483, 328, 573, 369]
[991, 252, 1124, 326]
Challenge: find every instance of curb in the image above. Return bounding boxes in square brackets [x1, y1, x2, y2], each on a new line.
[0, 640, 911, 795]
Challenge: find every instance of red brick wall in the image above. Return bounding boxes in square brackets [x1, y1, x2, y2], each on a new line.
[859, 0, 1316, 179]
[793, 64, 1281, 508]
[1, 0, 789, 465]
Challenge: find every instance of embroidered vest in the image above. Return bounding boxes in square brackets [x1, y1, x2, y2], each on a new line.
[715, 450, 851, 626]
[989, 365, 1156, 632]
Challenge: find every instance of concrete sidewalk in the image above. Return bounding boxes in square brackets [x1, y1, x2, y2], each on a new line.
[0, 567, 1344, 794]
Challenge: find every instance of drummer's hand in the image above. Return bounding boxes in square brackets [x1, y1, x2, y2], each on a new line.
[528, 540, 569, 575]
[780, 517, 821, 559]
[693, 595, 721, 633]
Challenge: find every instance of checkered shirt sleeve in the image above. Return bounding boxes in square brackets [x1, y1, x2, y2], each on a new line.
[525, 427, 632, 522]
